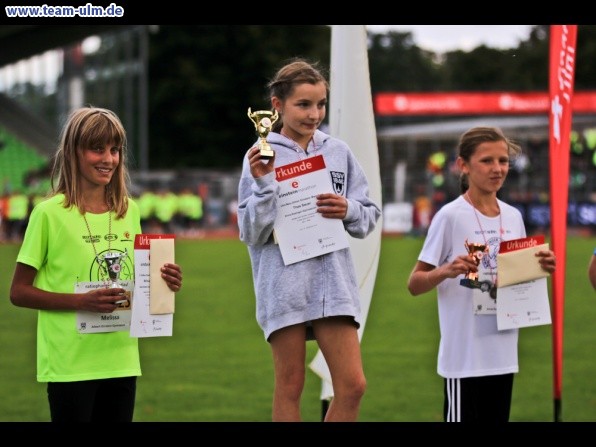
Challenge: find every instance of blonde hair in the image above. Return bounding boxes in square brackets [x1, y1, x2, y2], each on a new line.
[50, 106, 130, 218]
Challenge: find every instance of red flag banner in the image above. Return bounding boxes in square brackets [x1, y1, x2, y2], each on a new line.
[548, 24, 577, 422]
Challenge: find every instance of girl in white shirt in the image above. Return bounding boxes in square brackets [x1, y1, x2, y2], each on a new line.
[407, 126, 556, 422]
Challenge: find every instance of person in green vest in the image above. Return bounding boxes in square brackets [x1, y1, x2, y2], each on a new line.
[177, 186, 204, 237]
[154, 188, 179, 234]
[6, 188, 30, 242]
[137, 186, 159, 233]
[0, 191, 9, 242]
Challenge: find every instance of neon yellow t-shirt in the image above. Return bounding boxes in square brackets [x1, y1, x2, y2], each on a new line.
[17, 194, 142, 382]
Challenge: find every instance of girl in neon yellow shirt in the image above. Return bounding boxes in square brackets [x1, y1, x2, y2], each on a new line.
[10, 107, 183, 422]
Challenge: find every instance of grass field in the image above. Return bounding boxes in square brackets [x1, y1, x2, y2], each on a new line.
[1, 235, 595, 422]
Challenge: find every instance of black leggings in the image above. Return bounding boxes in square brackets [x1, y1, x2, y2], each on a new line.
[47, 376, 137, 422]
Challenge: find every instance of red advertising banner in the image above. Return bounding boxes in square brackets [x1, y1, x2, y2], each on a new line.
[548, 24, 577, 422]
[373, 91, 596, 115]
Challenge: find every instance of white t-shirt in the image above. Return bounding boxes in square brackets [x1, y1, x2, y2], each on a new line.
[418, 195, 526, 379]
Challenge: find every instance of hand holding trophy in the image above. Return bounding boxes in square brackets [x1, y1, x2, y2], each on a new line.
[459, 239, 494, 297]
[97, 249, 131, 308]
[247, 108, 279, 159]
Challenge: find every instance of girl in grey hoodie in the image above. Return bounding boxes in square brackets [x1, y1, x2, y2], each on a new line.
[237, 58, 380, 421]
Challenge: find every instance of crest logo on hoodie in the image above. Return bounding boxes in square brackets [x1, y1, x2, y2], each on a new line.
[330, 171, 345, 195]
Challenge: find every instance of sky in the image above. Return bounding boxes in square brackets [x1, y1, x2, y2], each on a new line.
[366, 25, 535, 54]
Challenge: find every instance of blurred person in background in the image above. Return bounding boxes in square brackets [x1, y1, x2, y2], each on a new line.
[6, 188, 30, 242]
[0, 191, 9, 242]
[137, 186, 159, 233]
[589, 248, 596, 290]
[177, 186, 204, 237]
[154, 187, 179, 234]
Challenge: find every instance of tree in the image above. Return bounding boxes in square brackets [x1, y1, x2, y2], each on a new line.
[367, 31, 441, 93]
[575, 25, 596, 90]
[147, 25, 330, 169]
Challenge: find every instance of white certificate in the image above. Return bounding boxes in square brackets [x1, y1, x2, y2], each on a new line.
[497, 277, 552, 330]
[130, 234, 175, 337]
[75, 280, 134, 333]
[273, 155, 349, 265]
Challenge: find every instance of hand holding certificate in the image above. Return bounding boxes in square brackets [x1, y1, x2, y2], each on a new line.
[149, 238, 176, 314]
[497, 235, 550, 287]
[273, 155, 350, 265]
[496, 235, 552, 330]
[130, 234, 176, 337]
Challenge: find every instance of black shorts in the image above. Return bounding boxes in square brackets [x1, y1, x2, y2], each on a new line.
[47, 376, 137, 422]
[444, 373, 514, 422]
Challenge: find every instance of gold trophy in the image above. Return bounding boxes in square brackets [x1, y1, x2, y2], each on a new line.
[247, 108, 279, 159]
[459, 239, 494, 296]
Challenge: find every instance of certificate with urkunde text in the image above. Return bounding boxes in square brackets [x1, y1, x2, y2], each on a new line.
[130, 234, 175, 337]
[273, 155, 349, 265]
[496, 236, 552, 330]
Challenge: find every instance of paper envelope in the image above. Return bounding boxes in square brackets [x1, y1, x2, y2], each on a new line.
[497, 243, 550, 287]
[149, 238, 176, 314]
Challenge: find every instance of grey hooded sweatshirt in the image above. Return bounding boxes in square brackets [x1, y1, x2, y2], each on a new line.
[237, 129, 381, 341]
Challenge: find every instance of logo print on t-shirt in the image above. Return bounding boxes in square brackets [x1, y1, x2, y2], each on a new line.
[89, 248, 134, 283]
[482, 235, 501, 271]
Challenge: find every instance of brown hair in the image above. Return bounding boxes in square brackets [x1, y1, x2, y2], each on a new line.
[267, 58, 329, 132]
[50, 106, 130, 218]
[458, 126, 522, 193]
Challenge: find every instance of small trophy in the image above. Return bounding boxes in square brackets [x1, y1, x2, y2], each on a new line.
[247, 108, 279, 159]
[97, 249, 131, 308]
[459, 239, 491, 291]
